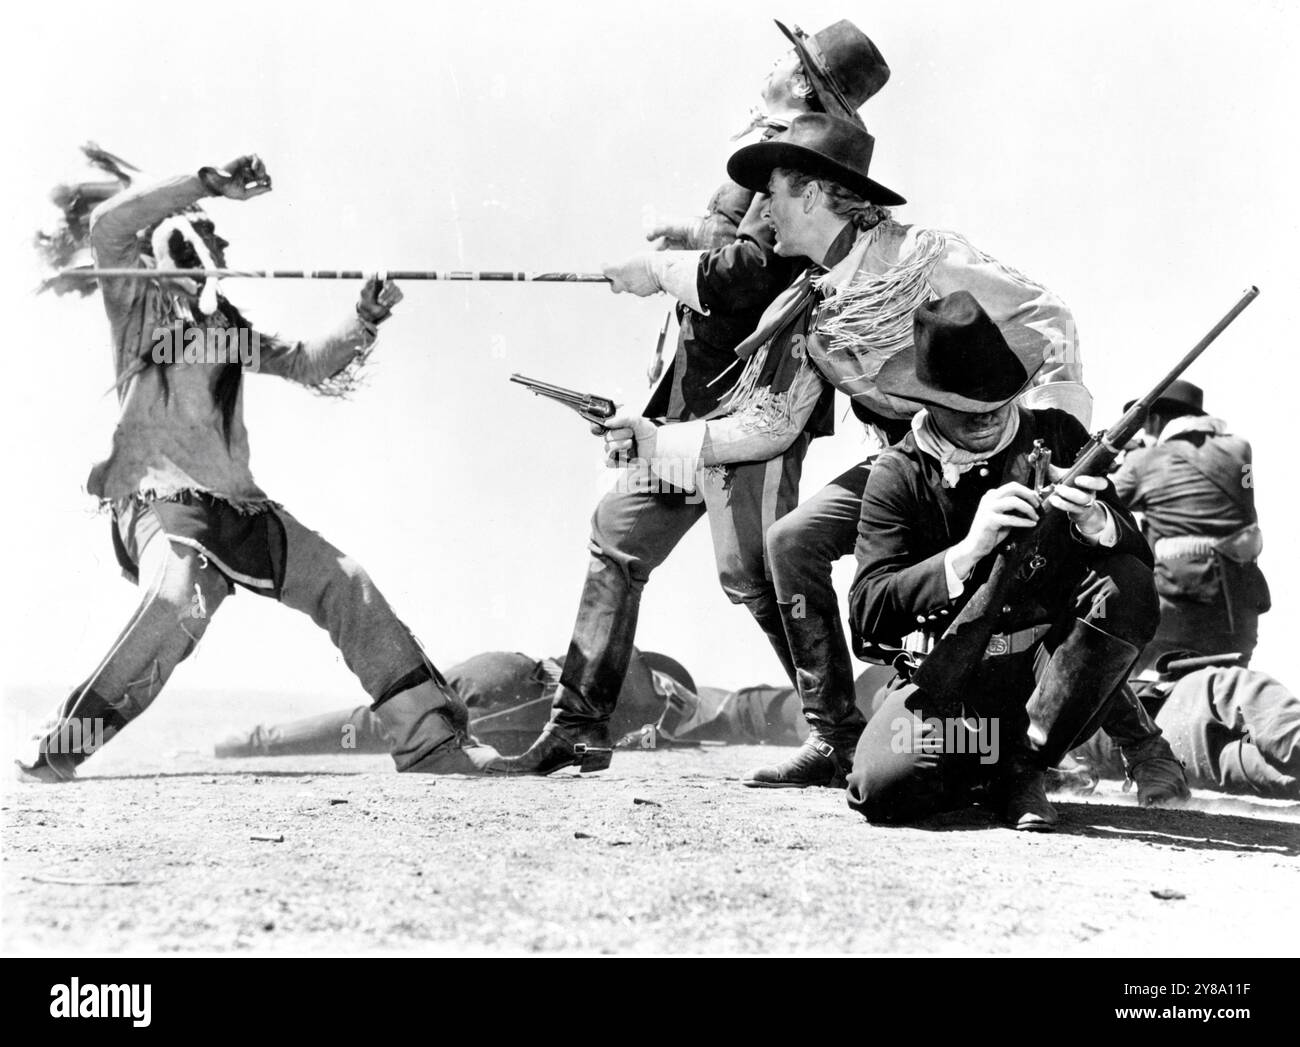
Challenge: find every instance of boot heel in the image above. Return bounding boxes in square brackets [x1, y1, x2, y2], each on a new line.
[575, 743, 613, 773]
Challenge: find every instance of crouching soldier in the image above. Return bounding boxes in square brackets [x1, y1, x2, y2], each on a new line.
[18, 153, 497, 781]
[845, 292, 1160, 829]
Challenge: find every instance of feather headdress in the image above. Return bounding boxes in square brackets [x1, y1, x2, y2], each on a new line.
[36, 143, 141, 294]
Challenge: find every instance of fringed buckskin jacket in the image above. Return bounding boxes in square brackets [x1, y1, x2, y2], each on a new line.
[649, 218, 1090, 480]
[87, 173, 379, 512]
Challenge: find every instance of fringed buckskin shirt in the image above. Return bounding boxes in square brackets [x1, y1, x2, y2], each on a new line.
[650, 219, 1088, 481]
[87, 174, 378, 511]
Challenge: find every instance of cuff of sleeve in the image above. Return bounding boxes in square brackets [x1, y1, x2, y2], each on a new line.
[1072, 503, 1118, 547]
[943, 549, 967, 600]
[355, 312, 380, 339]
[648, 420, 706, 491]
[1019, 381, 1094, 428]
[648, 251, 707, 313]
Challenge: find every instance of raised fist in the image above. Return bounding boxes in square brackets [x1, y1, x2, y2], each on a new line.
[199, 155, 273, 200]
[357, 272, 403, 324]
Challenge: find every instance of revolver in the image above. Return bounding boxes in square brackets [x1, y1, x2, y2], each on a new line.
[510, 374, 632, 463]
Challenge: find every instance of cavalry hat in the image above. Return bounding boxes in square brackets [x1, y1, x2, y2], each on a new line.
[775, 19, 890, 123]
[1150, 379, 1206, 416]
[1123, 379, 1205, 416]
[727, 112, 906, 205]
[875, 291, 1041, 412]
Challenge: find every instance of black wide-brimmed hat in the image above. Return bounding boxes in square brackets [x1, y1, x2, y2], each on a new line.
[875, 291, 1042, 412]
[774, 19, 890, 124]
[1126, 379, 1205, 417]
[727, 112, 906, 206]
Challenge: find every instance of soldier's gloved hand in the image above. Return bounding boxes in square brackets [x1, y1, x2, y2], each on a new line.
[1045, 468, 1110, 534]
[199, 155, 273, 200]
[602, 255, 662, 297]
[951, 481, 1040, 573]
[594, 411, 657, 466]
[357, 271, 403, 324]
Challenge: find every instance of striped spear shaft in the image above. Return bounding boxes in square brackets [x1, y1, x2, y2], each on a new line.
[53, 268, 612, 283]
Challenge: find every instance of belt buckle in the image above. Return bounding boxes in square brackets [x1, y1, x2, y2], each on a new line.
[985, 633, 1010, 657]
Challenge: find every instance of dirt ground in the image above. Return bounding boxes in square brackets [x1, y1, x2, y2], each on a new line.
[3, 687, 1298, 956]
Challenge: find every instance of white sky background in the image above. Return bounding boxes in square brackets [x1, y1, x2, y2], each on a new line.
[1, 0, 1297, 708]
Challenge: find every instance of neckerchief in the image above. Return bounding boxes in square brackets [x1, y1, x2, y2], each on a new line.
[732, 222, 859, 361]
[912, 407, 1022, 488]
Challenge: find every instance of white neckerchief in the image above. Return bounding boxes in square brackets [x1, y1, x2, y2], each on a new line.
[912, 407, 1021, 488]
[1158, 414, 1227, 444]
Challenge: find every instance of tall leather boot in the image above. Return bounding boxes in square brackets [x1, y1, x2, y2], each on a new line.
[1026, 619, 1143, 765]
[996, 619, 1144, 829]
[1099, 685, 1190, 806]
[743, 590, 799, 688]
[490, 555, 634, 776]
[370, 666, 499, 774]
[16, 686, 131, 783]
[742, 602, 867, 789]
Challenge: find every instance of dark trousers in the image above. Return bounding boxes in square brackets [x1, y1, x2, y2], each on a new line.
[554, 438, 808, 726]
[846, 551, 1158, 823]
[764, 460, 872, 743]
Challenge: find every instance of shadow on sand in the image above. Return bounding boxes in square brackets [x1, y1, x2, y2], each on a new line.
[902, 798, 1300, 856]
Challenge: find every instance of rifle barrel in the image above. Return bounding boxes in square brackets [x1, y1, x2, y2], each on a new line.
[1128, 286, 1259, 422]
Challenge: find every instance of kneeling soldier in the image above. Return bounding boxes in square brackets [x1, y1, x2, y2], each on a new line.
[845, 292, 1159, 829]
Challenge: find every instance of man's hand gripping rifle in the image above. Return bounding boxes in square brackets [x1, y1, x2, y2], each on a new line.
[908, 287, 1260, 706]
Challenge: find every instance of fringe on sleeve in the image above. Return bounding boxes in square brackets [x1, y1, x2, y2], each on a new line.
[813, 226, 947, 380]
[310, 344, 376, 399]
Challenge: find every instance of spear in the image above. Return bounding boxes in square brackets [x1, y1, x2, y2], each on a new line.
[49, 267, 612, 283]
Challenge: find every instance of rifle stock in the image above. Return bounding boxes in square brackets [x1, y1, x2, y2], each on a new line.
[909, 287, 1258, 700]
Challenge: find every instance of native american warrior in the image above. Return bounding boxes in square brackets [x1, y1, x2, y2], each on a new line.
[19, 146, 497, 781]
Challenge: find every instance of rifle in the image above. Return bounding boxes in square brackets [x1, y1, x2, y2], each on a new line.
[910, 287, 1259, 701]
[509, 374, 632, 462]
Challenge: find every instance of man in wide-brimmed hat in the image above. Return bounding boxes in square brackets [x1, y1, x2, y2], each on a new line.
[614, 18, 893, 415]
[590, 112, 1170, 799]
[1111, 379, 1270, 671]
[498, 21, 895, 776]
[844, 291, 1160, 828]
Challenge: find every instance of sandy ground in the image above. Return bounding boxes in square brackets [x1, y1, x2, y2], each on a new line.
[3, 687, 1298, 956]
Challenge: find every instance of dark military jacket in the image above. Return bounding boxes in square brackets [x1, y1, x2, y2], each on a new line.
[644, 189, 801, 421]
[848, 408, 1151, 649]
